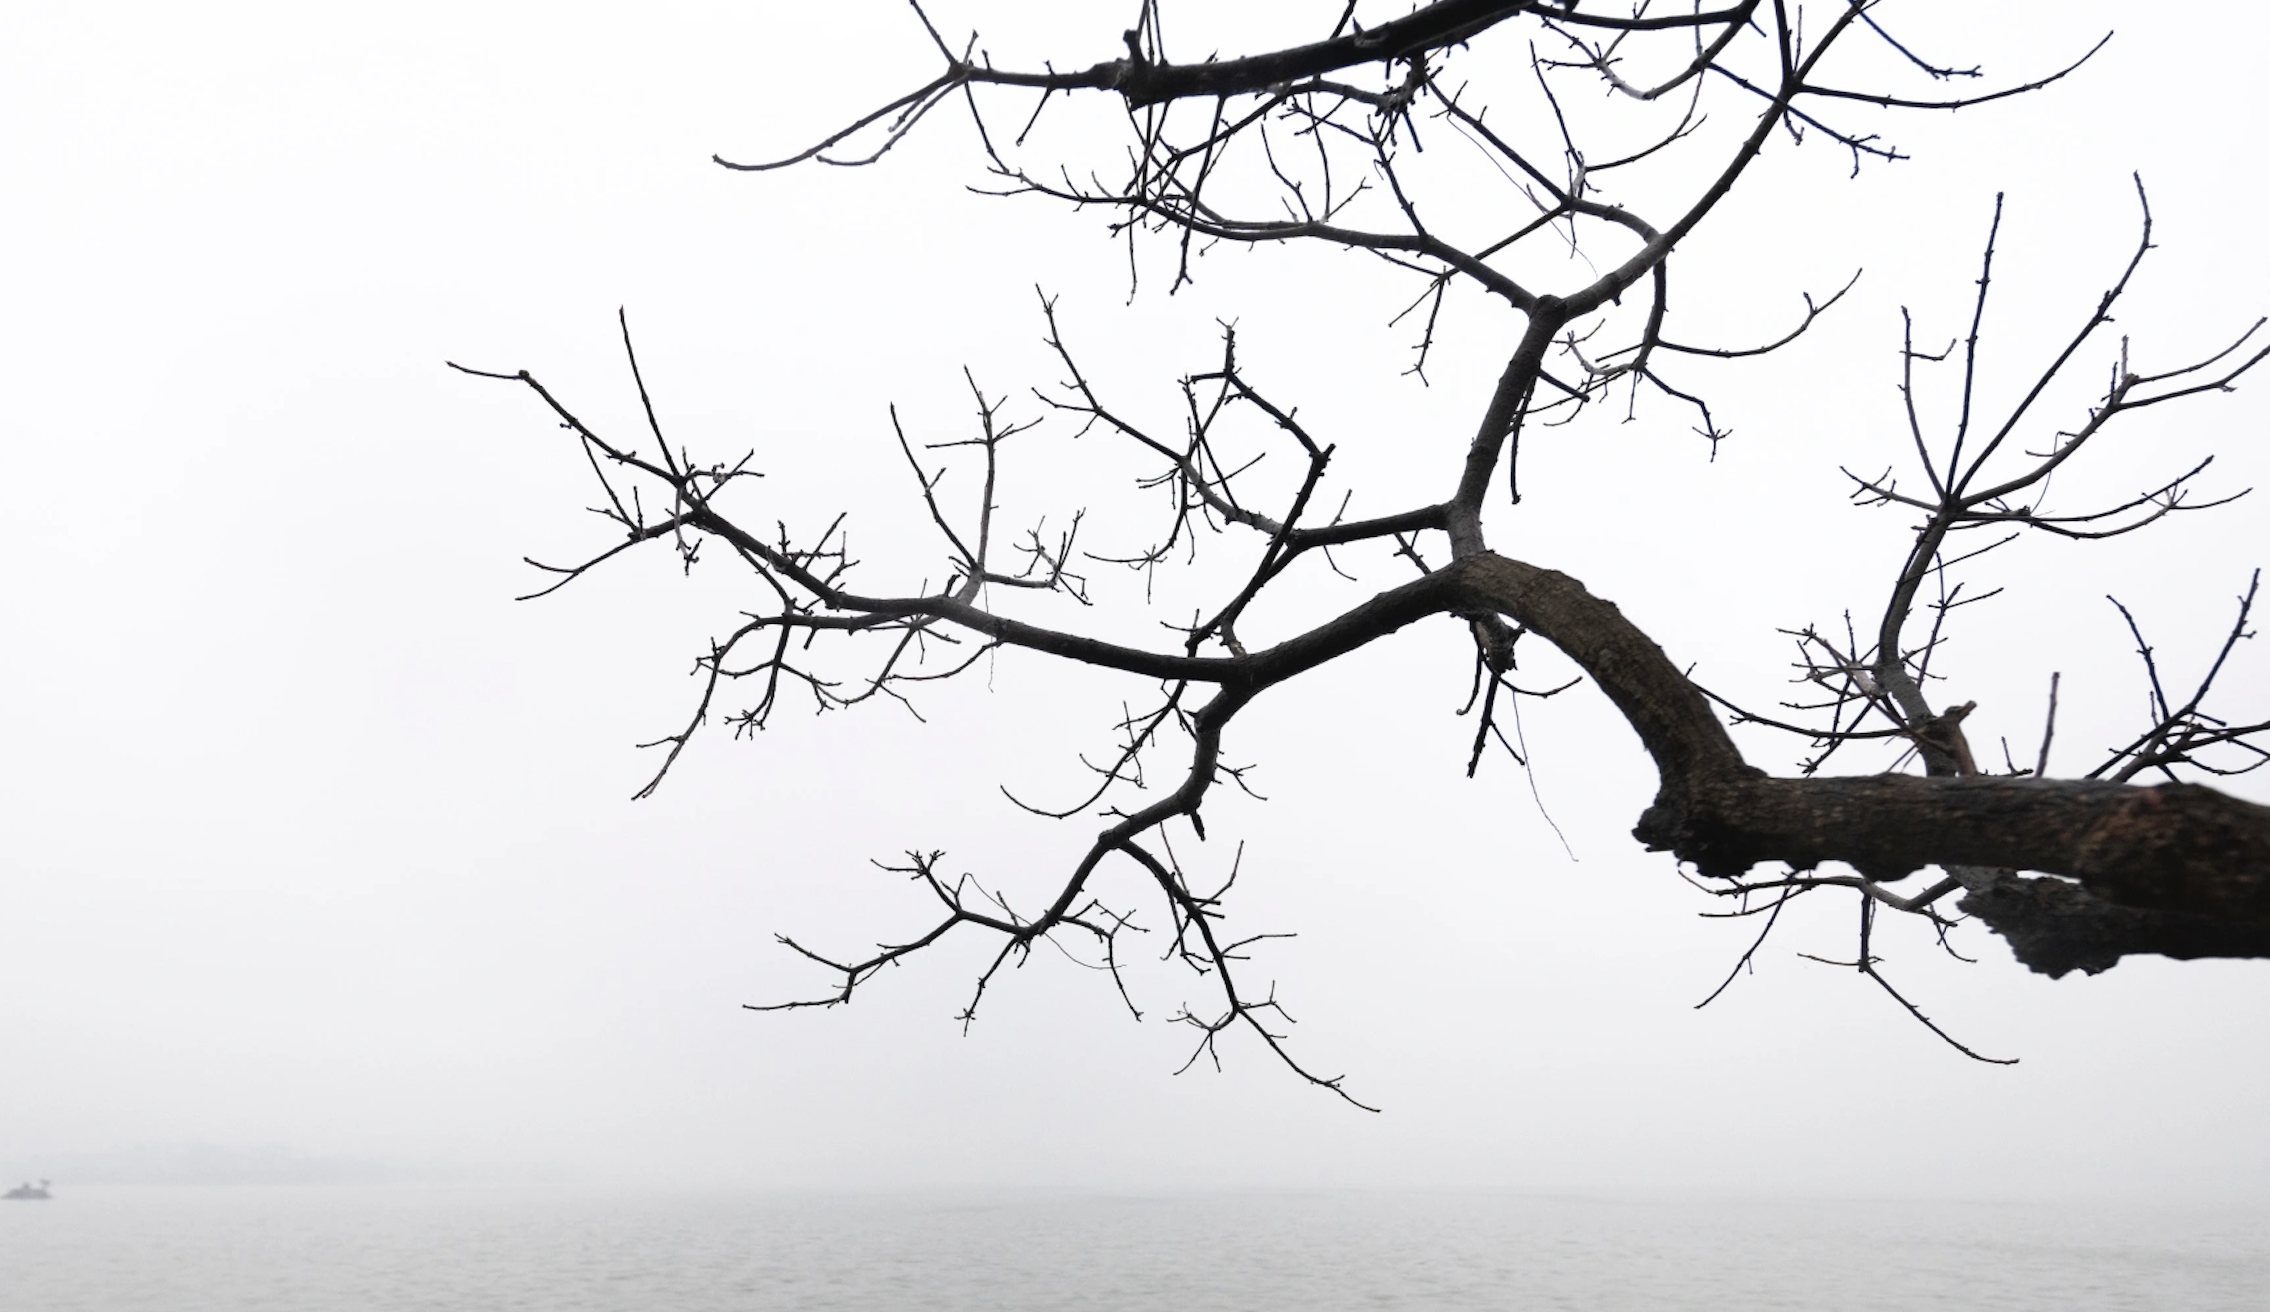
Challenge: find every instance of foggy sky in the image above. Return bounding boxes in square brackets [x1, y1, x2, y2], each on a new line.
[4, 1, 2267, 1200]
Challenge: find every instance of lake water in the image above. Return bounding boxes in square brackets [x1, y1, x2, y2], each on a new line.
[2, 1187, 2264, 1310]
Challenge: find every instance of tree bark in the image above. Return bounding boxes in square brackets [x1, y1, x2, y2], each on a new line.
[1449, 552, 2270, 969]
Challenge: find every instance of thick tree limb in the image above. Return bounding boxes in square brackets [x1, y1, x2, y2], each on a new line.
[1662, 776, 2270, 923]
[962, 1, 1551, 108]
[1448, 553, 2270, 967]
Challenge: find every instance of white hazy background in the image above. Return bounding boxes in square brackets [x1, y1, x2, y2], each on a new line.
[3, 1, 2266, 1200]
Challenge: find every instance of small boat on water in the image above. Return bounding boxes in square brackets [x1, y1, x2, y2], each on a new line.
[4, 1180, 52, 1200]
